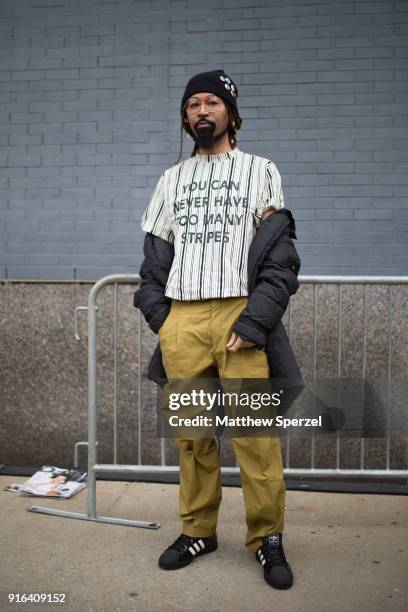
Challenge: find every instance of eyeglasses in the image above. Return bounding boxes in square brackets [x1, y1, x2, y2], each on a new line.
[184, 96, 224, 113]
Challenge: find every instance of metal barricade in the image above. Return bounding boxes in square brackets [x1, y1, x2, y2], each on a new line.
[28, 274, 408, 527]
[28, 274, 160, 528]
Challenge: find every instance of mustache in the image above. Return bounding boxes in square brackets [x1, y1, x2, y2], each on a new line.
[195, 120, 214, 128]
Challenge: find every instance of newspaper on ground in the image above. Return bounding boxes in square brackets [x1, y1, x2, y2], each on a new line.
[4, 465, 87, 498]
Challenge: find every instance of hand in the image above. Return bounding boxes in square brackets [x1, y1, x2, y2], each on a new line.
[260, 206, 277, 222]
[226, 332, 256, 352]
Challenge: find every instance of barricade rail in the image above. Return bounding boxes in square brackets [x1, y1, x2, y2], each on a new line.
[28, 274, 408, 527]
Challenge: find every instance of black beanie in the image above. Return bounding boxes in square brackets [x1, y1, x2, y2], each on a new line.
[181, 69, 239, 112]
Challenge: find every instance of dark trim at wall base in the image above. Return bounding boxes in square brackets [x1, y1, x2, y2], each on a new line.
[0, 278, 96, 285]
[1, 465, 407, 495]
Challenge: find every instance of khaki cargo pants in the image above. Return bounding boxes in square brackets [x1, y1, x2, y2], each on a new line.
[158, 296, 286, 552]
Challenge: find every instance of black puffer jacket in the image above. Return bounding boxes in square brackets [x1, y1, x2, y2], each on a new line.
[134, 208, 305, 411]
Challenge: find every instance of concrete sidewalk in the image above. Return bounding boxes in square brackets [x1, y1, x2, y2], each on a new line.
[0, 476, 407, 612]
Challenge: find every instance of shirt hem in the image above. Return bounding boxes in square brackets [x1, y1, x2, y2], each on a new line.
[164, 288, 249, 301]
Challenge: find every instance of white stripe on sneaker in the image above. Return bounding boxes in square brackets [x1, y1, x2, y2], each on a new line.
[189, 546, 197, 556]
[258, 551, 266, 566]
[198, 539, 205, 549]
[193, 542, 201, 552]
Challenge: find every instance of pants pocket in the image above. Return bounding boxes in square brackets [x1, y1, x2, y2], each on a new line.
[158, 303, 178, 348]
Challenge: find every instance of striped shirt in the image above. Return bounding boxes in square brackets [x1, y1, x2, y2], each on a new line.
[141, 147, 285, 301]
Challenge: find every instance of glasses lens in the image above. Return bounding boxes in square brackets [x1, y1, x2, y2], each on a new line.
[185, 99, 199, 111]
[185, 96, 223, 111]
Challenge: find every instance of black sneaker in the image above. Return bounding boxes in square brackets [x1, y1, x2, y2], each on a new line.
[158, 533, 218, 570]
[255, 533, 294, 590]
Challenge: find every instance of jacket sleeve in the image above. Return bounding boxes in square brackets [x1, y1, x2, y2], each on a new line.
[232, 233, 301, 348]
[133, 233, 173, 334]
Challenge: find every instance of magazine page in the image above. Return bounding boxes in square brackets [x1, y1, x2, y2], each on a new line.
[5, 466, 87, 499]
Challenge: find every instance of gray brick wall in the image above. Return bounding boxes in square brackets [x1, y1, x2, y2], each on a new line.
[0, 0, 407, 279]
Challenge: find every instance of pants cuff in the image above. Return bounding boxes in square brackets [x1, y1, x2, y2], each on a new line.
[246, 540, 263, 552]
[182, 525, 217, 538]
[245, 530, 285, 552]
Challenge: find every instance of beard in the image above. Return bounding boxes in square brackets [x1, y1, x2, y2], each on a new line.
[193, 122, 228, 149]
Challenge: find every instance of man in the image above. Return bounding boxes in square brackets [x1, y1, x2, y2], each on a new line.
[135, 69, 302, 590]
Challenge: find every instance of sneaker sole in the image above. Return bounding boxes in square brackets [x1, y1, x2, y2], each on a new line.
[264, 569, 294, 590]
